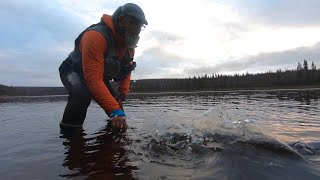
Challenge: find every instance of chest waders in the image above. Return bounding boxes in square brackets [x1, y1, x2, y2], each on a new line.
[58, 20, 136, 129]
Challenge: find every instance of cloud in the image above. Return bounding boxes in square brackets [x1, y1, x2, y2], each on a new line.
[1, 0, 320, 86]
[0, 0, 90, 86]
[0, 48, 65, 86]
[0, 1, 86, 48]
[220, 0, 320, 27]
[146, 30, 184, 44]
[133, 47, 186, 79]
[184, 42, 320, 76]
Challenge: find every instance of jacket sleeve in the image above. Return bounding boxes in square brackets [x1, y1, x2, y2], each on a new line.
[80, 30, 121, 114]
[118, 49, 135, 96]
[118, 73, 131, 96]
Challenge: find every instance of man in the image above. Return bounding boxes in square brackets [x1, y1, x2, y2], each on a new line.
[59, 3, 147, 130]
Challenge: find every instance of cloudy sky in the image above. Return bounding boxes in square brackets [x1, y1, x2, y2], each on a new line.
[1, 0, 320, 86]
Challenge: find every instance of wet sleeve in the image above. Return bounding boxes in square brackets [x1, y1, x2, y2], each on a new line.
[118, 49, 135, 96]
[80, 30, 121, 114]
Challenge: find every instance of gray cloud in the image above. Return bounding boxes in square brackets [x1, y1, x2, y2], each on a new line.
[0, 48, 65, 86]
[143, 30, 185, 47]
[184, 42, 320, 75]
[220, 0, 320, 27]
[220, 22, 251, 40]
[133, 31, 190, 79]
[134, 46, 186, 79]
[0, 1, 86, 50]
[2, 1, 320, 86]
[132, 30, 188, 79]
[0, 1, 94, 86]
[147, 30, 184, 43]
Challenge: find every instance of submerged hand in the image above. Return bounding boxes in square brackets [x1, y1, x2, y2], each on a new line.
[110, 109, 127, 129]
[111, 116, 127, 129]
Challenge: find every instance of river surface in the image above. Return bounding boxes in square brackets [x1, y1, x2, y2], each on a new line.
[0, 89, 320, 180]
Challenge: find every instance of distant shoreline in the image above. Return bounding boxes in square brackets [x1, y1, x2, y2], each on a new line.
[1, 85, 319, 98]
[130, 86, 320, 95]
[2, 63, 320, 96]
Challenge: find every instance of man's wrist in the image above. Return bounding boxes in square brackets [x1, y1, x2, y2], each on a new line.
[110, 109, 125, 117]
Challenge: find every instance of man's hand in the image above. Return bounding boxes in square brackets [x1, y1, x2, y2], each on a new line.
[110, 109, 127, 129]
[111, 116, 127, 129]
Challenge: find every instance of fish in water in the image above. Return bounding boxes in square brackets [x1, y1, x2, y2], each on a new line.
[290, 142, 320, 155]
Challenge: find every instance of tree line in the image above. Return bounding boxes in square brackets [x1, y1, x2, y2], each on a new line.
[1, 60, 320, 96]
[129, 60, 320, 92]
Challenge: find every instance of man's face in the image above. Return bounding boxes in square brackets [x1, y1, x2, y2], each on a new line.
[118, 14, 145, 47]
[125, 16, 145, 34]
[119, 14, 144, 34]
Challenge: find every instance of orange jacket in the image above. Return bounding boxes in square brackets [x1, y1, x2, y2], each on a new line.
[79, 14, 133, 114]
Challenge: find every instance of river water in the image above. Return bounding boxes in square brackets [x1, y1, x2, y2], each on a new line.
[0, 89, 320, 180]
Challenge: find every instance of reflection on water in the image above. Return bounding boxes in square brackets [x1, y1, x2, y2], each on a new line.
[0, 89, 320, 179]
[60, 123, 138, 179]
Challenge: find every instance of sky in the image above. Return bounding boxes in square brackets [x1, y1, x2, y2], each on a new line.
[1, 0, 320, 86]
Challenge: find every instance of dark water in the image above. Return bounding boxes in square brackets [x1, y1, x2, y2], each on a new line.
[1, 89, 320, 180]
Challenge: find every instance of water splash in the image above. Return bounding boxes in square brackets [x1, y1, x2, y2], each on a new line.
[147, 105, 309, 162]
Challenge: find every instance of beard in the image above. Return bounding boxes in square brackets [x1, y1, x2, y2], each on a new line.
[124, 31, 140, 48]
